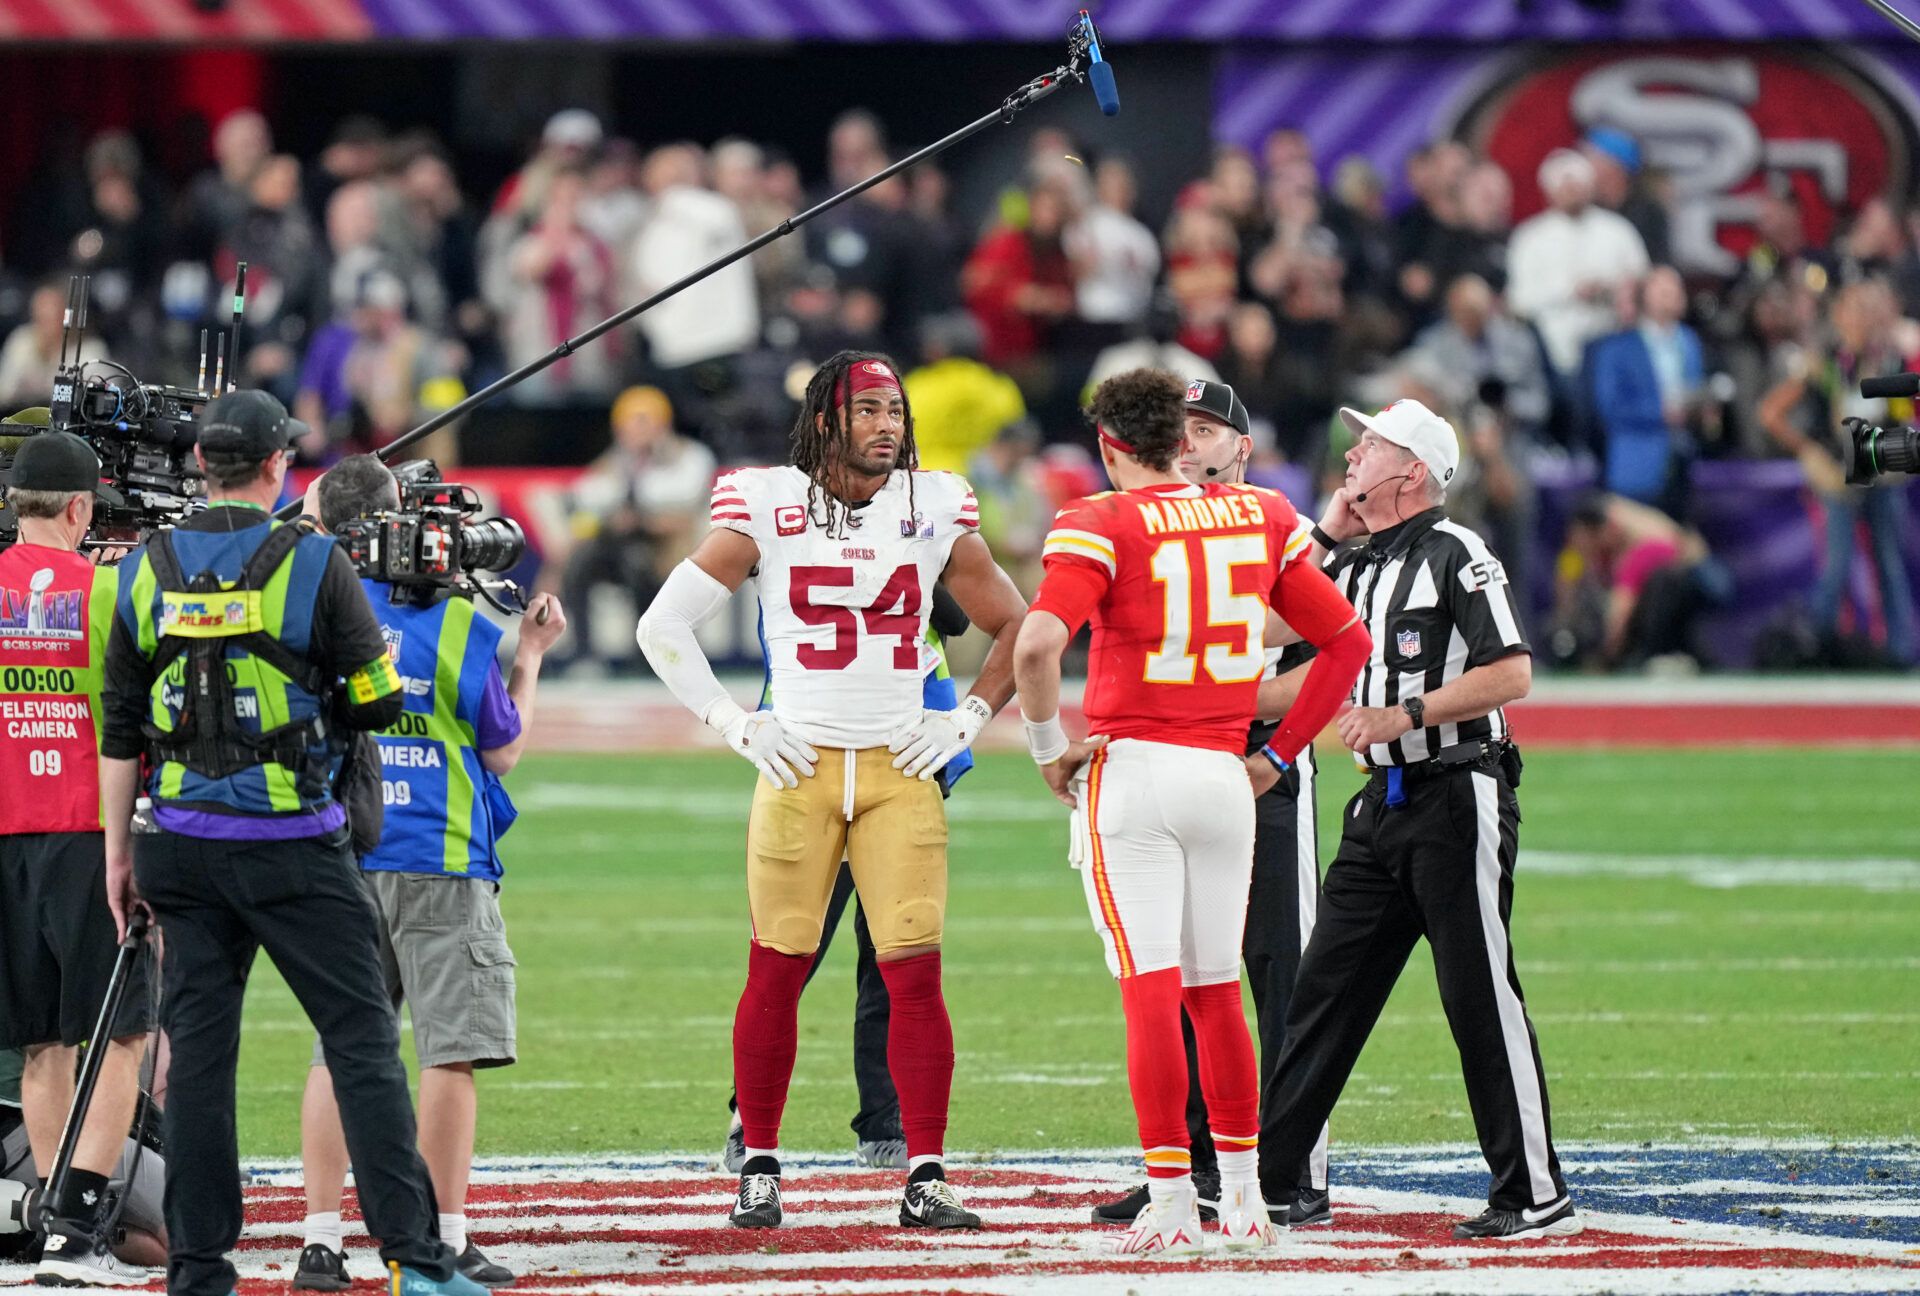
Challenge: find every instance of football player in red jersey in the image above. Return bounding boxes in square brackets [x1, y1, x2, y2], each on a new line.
[1012, 370, 1370, 1256]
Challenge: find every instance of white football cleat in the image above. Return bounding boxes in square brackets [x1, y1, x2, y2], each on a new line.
[1111, 1184, 1205, 1258]
[1218, 1181, 1278, 1251]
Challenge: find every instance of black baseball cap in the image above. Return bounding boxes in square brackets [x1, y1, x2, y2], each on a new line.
[198, 389, 309, 458]
[1183, 378, 1251, 438]
[2, 431, 126, 505]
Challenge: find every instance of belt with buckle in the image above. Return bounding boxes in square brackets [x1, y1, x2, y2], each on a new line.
[1371, 740, 1509, 806]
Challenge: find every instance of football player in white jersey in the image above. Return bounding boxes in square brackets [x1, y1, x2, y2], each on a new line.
[638, 351, 1026, 1231]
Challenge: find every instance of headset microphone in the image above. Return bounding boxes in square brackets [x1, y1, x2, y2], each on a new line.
[1353, 473, 1411, 505]
[1204, 465, 1221, 477]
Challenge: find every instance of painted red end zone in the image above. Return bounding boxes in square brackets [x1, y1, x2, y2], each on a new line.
[1506, 703, 1920, 747]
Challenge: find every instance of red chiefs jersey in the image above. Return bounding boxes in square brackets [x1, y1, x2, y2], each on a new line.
[0, 543, 116, 835]
[1034, 482, 1311, 754]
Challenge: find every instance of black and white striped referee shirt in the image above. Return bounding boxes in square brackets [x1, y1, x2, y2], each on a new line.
[1323, 507, 1530, 768]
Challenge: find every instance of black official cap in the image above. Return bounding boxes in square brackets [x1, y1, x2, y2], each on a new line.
[1183, 378, 1251, 438]
[2, 431, 126, 505]
[198, 389, 309, 458]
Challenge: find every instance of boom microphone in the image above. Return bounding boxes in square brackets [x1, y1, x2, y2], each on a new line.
[1076, 11, 1120, 116]
[1353, 473, 1411, 504]
[1860, 372, 1920, 399]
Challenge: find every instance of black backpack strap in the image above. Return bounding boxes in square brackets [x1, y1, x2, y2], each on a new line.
[141, 533, 193, 678]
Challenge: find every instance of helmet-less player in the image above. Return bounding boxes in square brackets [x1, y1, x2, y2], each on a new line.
[1012, 370, 1370, 1256]
[638, 351, 1027, 1231]
[1089, 380, 1336, 1230]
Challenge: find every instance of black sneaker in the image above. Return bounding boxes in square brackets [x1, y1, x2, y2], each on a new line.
[33, 1230, 145, 1287]
[1191, 1170, 1221, 1224]
[456, 1244, 513, 1287]
[729, 1172, 783, 1228]
[899, 1176, 980, 1230]
[292, 1243, 354, 1291]
[1284, 1188, 1332, 1227]
[1090, 1183, 1148, 1226]
[1092, 1177, 1219, 1226]
[1452, 1196, 1582, 1240]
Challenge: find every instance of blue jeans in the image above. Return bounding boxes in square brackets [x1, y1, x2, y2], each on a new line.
[1813, 486, 1917, 663]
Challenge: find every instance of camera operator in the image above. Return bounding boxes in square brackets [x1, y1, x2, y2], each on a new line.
[97, 392, 483, 1296]
[0, 431, 154, 1286]
[295, 454, 565, 1292]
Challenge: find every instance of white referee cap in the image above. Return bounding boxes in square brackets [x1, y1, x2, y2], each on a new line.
[1338, 399, 1459, 485]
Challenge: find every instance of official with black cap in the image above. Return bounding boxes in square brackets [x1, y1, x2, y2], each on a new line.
[1256, 398, 1579, 1240]
[0, 431, 156, 1285]
[97, 390, 486, 1296]
[1090, 377, 1332, 1231]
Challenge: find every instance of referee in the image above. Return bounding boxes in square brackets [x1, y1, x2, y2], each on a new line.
[1257, 398, 1579, 1240]
[1091, 380, 1330, 1229]
[98, 391, 483, 1296]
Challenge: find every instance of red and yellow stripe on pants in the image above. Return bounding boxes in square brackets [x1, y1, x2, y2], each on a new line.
[1084, 746, 1136, 977]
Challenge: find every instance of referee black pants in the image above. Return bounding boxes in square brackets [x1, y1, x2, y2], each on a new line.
[1257, 763, 1568, 1213]
[136, 827, 455, 1296]
[1182, 756, 1328, 1194]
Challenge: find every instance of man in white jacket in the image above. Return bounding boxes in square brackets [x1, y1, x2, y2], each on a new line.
[1506, 149, 1648, 377]
[630, 144, 760, 373]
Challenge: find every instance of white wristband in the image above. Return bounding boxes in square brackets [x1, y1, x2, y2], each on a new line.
[958, 694, 994, 731]
[1023, 712, 1069, 764]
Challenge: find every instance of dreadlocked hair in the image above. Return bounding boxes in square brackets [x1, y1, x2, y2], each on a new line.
[1089, 368, 1188, 472]
[789, 349, 918, 539]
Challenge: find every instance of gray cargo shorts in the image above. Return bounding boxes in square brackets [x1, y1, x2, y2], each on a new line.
[311, 870, 517, 1070]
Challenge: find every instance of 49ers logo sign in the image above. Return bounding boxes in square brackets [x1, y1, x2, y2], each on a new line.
[1449, 46, 1920, 274]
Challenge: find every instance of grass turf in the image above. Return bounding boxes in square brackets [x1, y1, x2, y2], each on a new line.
[229, 746, 1919, 1159]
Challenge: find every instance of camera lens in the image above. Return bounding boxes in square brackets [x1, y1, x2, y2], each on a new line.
[457, 517, 525, 573]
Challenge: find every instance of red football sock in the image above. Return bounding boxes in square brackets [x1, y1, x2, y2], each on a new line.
[1120, 968, 1191, 1178]
[877, 950, 953, 1161]
[732, 941, 813, 1152]
[1182, 980, 1260, 1149]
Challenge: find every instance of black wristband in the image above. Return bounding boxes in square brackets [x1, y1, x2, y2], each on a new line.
[1310, 523, 1338, 551]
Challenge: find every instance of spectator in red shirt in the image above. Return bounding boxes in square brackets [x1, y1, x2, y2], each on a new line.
[961, 179, 1076, 383]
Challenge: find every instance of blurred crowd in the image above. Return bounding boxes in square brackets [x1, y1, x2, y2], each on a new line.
[3, 106, 1917, 673]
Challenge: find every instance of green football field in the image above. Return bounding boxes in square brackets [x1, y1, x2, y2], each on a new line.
[227, 746, 1919, 1160]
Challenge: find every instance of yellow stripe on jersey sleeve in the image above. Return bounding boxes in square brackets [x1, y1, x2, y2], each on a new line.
[1042, 529, 1118, 574]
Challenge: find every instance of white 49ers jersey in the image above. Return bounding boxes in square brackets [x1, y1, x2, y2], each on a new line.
[710, 465, 979, 748]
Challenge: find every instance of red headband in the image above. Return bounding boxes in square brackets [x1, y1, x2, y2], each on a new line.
[834, 359, 903, 405]
[1096, 423, 1138, 454]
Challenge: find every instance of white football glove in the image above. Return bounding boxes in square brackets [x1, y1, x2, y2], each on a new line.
[704, 699, 818, 789]
[888, 694, 994, 781]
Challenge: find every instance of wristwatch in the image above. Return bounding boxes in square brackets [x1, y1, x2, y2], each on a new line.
[1401, 696, 1426, 730]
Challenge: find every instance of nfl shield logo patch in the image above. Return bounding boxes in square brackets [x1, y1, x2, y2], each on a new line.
[1186, 380, 1206, 402]
[1396, 627, 1421, 657]
[382, 623, 404, 662]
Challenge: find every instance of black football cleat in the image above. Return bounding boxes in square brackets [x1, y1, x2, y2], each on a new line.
[899, 1176, 981, 1230]
[1285, 1188, 1333, 1227]
[1452, 1196, 1582, 1240]
[729, 1171, 783, 1229]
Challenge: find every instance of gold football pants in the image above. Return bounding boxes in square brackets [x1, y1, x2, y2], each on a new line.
[745, 746, 949, 956]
